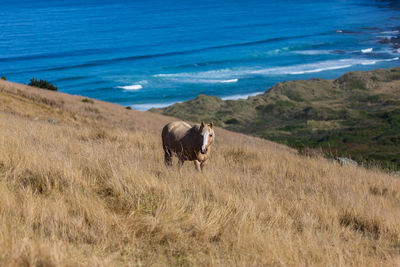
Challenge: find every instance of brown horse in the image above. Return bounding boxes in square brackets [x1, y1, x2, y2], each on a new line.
[162, 121, 215, 171]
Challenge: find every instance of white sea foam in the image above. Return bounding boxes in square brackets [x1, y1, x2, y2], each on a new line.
[130, 101, 178, 111]
[221, 91, 264, 100]
[285, 57, 398, 74]
[116, 84, 143, 90]
[381, 30, 399, 34]
[196, 78, 238, 84]
[187, 78, 239, 84]
[383, 57, 399, 61]
[365, 57, 399, 63]
[287, 64, 353, 75]
[361, 48, 373, 53]
[219, 78, 238, 83]
[361, 60, 376, 65]
[154, 73, 172, 77]
[250, 59, 358, 75]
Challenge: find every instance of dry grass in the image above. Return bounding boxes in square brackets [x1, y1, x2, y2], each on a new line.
[0, 80, 400, 266]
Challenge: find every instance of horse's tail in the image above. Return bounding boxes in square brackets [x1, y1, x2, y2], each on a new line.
[161, 124, 169, 148]
[161, 124, 173, 166]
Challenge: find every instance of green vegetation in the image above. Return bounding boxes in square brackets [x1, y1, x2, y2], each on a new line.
[82, 98, 94, 104]
[151, 67, 400, 170]
[29, 77, 58, 91]
[1, 76, 6, 81]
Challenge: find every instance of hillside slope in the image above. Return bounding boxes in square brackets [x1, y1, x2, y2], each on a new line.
[152, 67, 400, 170]
[0, 80, 399, 266]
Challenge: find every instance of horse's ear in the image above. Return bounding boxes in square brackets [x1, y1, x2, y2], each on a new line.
[209, 122, 214, 129]
[200, 121, 205, 129]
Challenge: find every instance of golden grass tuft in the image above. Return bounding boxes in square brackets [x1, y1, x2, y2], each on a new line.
[0, 80, 399, 266]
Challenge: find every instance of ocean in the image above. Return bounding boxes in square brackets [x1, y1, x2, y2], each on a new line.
[1, 0, 400, 110]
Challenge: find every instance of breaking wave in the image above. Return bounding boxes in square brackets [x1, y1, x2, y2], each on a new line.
[219, 79, 238, 83]
[361, 48, 373, 53]
[116, 84, 143, 90]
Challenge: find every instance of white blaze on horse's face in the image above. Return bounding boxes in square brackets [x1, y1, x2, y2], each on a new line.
[201, 130, 210, 154]
[199, 122, 214, 154]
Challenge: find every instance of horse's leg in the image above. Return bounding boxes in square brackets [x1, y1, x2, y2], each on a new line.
[200, 160, 208, 171]
[164, 147, 173, 167]
[194, 160, 201, 171]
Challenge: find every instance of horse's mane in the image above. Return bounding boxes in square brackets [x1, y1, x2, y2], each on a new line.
[192, 124, 201, 132]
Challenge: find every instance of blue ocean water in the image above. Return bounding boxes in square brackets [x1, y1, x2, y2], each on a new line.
[1, 0, 400, 110]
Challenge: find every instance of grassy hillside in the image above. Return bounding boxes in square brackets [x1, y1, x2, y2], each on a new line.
[152, 67, 400, 170]
[0, 80, 400, 266]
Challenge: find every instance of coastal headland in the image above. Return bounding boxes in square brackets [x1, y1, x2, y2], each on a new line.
[152, 67, 400, 170]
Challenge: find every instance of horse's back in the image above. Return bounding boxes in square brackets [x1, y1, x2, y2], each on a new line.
[162, 121, 191, 148]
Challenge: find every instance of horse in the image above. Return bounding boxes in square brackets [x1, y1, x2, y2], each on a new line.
[162, 121, 215, 171]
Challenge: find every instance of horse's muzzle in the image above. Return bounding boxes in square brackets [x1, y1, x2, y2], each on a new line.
[201, 148, 208, 154]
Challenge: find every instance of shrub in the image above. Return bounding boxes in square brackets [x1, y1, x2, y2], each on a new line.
[1, 76, 6, 81]
[126, 106, 132, 110]
[29, 77, 58, 91]
[82, 98, 94, 104]
[225, 118, 239, 124]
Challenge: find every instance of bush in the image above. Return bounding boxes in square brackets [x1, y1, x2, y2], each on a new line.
[225, 118, 239, 124]
[82, 98, 94, 104]
[29, 78, 58, 91]
[1, 76, 6, 81]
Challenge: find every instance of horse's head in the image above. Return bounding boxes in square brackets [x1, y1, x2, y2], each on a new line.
[199, 121, 215, 154]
